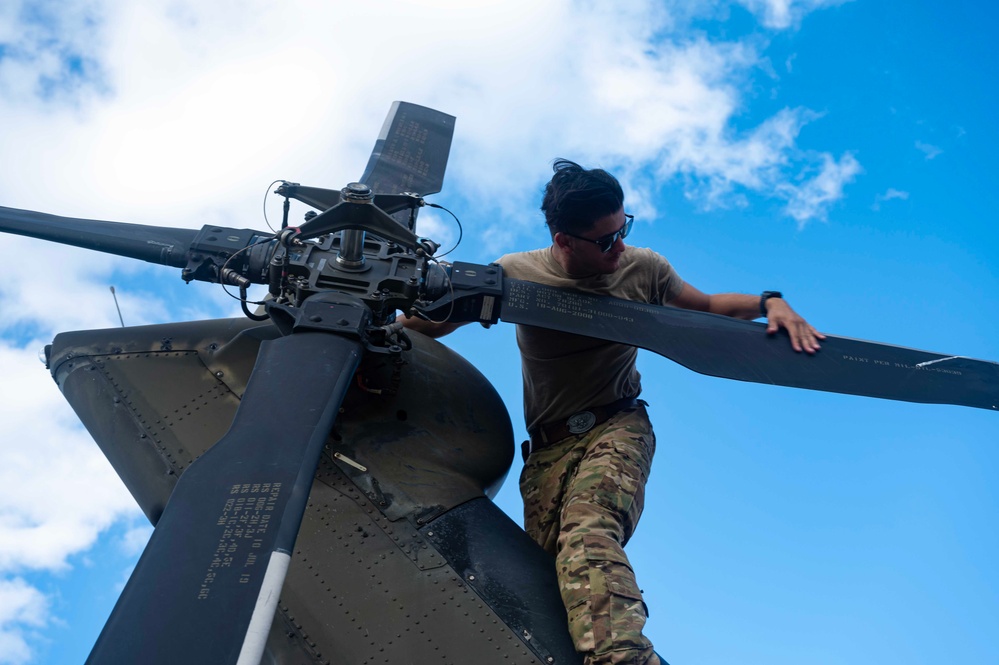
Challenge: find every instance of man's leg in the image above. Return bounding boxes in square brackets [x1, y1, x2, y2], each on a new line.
[556, 408, 658, 665]
[520, 435, 589, 556]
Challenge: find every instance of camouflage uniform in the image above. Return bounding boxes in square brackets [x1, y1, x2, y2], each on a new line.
[520, 404, 660, 665]
[498, 245, 683, 663]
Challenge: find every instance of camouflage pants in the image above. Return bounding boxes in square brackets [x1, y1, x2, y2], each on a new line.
[520, 405, 659, 665]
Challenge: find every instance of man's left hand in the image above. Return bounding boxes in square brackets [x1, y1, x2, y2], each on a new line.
[765, 299, 825, 353]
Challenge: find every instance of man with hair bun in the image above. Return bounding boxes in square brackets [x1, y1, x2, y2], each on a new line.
[406, 159, 823, 665]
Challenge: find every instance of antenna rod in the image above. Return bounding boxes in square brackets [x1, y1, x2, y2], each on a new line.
[110, 286, 125, 327]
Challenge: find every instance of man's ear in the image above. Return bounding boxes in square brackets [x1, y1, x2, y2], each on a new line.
[553, 231, 572, 251]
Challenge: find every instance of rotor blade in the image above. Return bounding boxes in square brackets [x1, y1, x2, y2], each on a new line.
[86, 332, 364, 665]
[500, 279, 999, 412]
[0, 205, 194, 267]
[359, 101, 456, 196]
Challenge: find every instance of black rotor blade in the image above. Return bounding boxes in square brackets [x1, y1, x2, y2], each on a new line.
[359, 101, 456, 196]
[86, 332, 363, 665]
[500, 279, 999, 411]
[0, 205, 194, 267]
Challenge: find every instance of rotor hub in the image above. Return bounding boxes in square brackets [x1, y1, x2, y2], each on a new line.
[342, 182, 373, 202]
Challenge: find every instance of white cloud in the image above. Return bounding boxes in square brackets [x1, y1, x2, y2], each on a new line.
[114, 522, 153, 594]
[736, 0, 852, 29]
[0, 343, 140, 573]
[780, 151, 862, 224]
[916, 140, 943, 160]
[0, 0, 108, 107]
[0, 578, 48, 665]
[1, 0, 858, 231]
[0, 338, 142, 662]
[119, 523, 153, 558]
[872, 187, 910, 211]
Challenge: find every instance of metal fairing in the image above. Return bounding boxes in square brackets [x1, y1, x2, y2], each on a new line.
[49, 318, 579, 663]
[50, 318, 264, 524]
[426, 499, 583, 665]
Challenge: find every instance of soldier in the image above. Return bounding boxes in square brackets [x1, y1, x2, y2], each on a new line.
[405, 159, 823, 664]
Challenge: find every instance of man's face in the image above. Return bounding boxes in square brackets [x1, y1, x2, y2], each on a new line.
[566, 207, 630, 274]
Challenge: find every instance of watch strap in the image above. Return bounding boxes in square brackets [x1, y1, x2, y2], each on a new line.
[760, 290, 783, 317]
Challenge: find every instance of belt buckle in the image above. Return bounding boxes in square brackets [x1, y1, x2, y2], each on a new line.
[566, 410, 596, 435]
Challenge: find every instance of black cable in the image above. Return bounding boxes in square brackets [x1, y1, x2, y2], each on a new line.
[425, 202, 463, 258]
[261, 179, 287, 233]
[240, 286, 270, 321]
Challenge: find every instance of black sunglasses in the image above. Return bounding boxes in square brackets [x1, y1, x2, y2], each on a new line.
[565, 214, 634, 253]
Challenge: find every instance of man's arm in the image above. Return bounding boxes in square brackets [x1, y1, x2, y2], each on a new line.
[669, 283, 825, 353]
[400, 315, 468, 339]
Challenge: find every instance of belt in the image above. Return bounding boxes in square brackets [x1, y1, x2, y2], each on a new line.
[523, 396, 644, 459]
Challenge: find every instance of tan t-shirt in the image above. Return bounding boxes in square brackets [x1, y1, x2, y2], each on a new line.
[496, 246, 685, 433]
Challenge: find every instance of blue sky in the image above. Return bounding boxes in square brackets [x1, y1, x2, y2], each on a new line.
[1, 1, 996, 664]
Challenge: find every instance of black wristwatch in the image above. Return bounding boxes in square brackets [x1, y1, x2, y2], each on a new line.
[760, 290, 783, 317]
